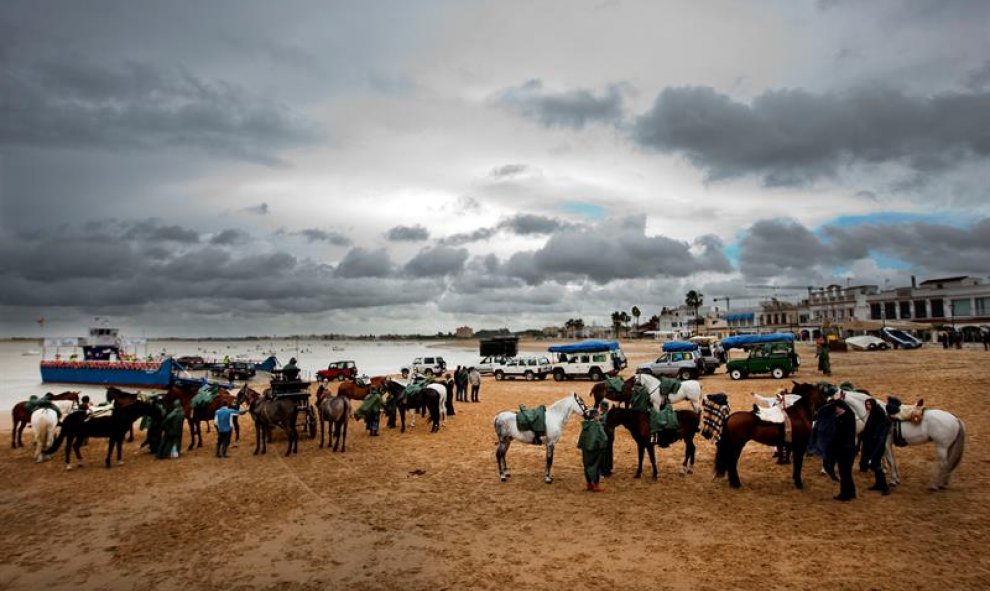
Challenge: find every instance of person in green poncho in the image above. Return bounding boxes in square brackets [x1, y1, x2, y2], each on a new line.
[157, 400, 186, 459]
[355, 390, 384, 436]
[598, 402, 613, 477]
[577, 408, 609, 492]
[817, 341, 832, 376]
[140, 397, 166, 454]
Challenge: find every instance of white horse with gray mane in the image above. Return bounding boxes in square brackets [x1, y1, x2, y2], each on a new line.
[30, 408, 60, 463]
[494, 392, 587, 483]
[835, 389, 965, 490]
[634, 373, 703, 413]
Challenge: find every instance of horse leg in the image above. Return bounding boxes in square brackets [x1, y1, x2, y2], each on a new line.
[682, 437, 696, 474]
[496, 437, 510, 481]
[253, 422, 261, 455]
[319, 414, 326, 448]
[232, 416, 239, 446]
[127, 425, 134, 443]
[544, 442, 555, 484]
[105, 438, 114, 468]
[647, 443, 658, 480]
[727, 444, 744, 488]
[931, 443, 950, 491]
[792, 443, 806, 489]
[16, 421, 27, 448]
[634, 442, 644, 478]
[187, 418, 196, 451]
[399, 405, 407, 433]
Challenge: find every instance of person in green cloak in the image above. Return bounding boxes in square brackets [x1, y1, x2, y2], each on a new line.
[157, 399, 186, 459]
[598, 402, 613, 477]
[140, 397, 166, 454]
[817, 342, 832, 376]
[354, 389, 384, 436]
[577, 407, 610, 492]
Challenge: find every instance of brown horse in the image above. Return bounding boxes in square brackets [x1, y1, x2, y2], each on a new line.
[11, 391, 80, 448]
[162, 383, 238, 450]
[714, 382, 828, 489]
[336, 376, 388, 401]
[590, 377, 636, 408]
[604, 408, 700, 479]
[236, 385, 299, 456]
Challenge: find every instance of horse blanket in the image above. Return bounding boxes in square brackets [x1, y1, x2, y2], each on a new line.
[658, 376, 681, 396]
[24, 398, 62, 419]
[702, 394, 730, 441]
[630, 384, 651, 412]
[191, 384, 220, 409]
[649, 403, 679, 435]
[516, 404, 547, 433]
[603, 377, 624, 395]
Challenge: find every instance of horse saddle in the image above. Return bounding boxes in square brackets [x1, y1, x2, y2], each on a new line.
[516, 405, 547, 434]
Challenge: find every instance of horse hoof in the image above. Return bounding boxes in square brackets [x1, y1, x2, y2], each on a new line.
[544, 478, 553, 484]
[65, 464, 73, 471]
[500, 475, 507, 482]
[117, 461, 124, 466]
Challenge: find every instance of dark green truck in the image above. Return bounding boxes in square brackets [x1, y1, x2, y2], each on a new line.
[722, 334, 800, 380]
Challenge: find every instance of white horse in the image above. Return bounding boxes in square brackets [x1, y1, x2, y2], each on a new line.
[30, 408, 59, 463]
[634, 373, 703, 413]
[494, 393, 587, 483]
[886, 397, 966, 491]
[427, 383, 448, 429]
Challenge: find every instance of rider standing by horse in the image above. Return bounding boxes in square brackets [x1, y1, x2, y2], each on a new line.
[578, 406, 609, 492]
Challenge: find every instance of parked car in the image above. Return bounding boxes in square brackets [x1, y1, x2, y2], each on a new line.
[637, 349, 704, 380]
[401, 356, 447, 378]
[494, 356, 552, 381]
[223, 361, 256, 381]
[176, 355, 208, 370]
[722, 333, 800, 380]
[548, 340, 626, 382]
[316, 360, 358, 381]
[475, 355, 509, 375]
[845, 335, 890, 351]
[880, 327, 923, 349]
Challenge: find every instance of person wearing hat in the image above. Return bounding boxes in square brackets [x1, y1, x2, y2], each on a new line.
[577, 406, 609, 492]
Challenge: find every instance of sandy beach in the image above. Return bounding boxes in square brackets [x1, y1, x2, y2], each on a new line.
[2, 340, 989, 590]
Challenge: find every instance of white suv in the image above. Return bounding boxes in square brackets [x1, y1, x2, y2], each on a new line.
[551, 350, 626, 381]
[494, 356, 552, 381]
[475, 355, 509, 375]
[400, 356, 447, 378]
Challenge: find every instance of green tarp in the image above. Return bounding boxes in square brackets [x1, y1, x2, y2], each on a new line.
[658, 376, 681, 396]
[603, 377, 625, 395]
[400, 378, 433, 403]
[191, 384, 219, 409]
[649, 403, 679, 434]
[24, 397, 62, 419]
[516, 404, 547, 433]
[630, 384, 651, 412]
[354, 391, 383, 421]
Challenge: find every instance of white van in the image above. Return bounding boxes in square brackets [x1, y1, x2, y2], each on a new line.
[494, 356, 552, 381]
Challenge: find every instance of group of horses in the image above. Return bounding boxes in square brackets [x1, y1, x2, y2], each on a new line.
[13, 373, 454, 468]
[493, 373, 966, 494]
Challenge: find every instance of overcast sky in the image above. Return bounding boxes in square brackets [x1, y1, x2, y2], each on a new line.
[2, 0, 989, 337]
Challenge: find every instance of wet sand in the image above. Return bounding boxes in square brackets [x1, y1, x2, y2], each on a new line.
[2, 341, 989, 590]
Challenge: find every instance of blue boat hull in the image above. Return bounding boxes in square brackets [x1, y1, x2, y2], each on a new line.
[40, 358, 174, 388]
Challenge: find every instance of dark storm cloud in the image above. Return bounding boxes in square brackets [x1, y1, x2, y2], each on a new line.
[295, 228, 351, 246]
[496, 217, 732, 285]
[403, 246, 468, 277]
[0, 225, 444, 313]
[440, 214, 578, 246]
[334, 248, 394, 278]
[494, 79, 624, 129]
[210, 228, 251, 245]
[122, 221, 200, 243]
[632, 85, 990, 186]
[1, 58, 322, 165]
[738, 217, 990, 281]
[385, 225, 430, 242]
[490, 164, 531, 178]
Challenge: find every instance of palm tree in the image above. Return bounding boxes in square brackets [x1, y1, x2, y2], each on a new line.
[685, 290, 704, 336]
[631, 306, 641, 334]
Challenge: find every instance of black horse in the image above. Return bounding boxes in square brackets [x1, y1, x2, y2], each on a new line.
[382, 379, 442, 433]
[604, 408, 700, 479]
[236, 386, 299, 456]
[44, 400, 154, 468]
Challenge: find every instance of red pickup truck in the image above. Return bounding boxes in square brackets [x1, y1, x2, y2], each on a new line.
[316, 360, 358, 381]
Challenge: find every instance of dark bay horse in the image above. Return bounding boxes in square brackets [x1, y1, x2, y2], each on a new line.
[162, 383, 239, 450]
[44, 399, 154, 468]
[714, 382, 828, 489]
[382, 379, 441, 433]
[604, 408, 700, 479]
[316, 388, 350, 452]
[236, 385, 299, 456]
[11, 391, 80, 448]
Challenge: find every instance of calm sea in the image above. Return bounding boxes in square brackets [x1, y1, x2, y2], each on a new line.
[0, 339, 483, 411]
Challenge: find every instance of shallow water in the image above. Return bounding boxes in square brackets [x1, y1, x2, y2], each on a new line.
[0, 339, 483, 410]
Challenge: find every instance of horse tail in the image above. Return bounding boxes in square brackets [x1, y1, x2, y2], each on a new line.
[946, 417, 966, 474]
[713, 439, 729, 478]
[44, 422, 67, 455]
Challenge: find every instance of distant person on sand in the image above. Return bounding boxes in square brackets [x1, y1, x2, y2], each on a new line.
[817, 341, 831, 376]
[468, 367, 481, 402]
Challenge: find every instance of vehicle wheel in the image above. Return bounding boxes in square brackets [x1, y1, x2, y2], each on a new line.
[879, 343, 889, 350]
[425, 369, 434, 377]
[729, 369, 744, 380]
[524, 371, 534, 381]
[771, 367, 786, 379]
[867, 343, 877, 351]
[495, 370, 504, 381]
[553, 369, 566, 382]
[589, 368, 603, 381]
[678, 369, 692, 381]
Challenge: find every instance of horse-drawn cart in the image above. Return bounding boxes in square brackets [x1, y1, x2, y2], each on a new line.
[268, 372, 317, 438]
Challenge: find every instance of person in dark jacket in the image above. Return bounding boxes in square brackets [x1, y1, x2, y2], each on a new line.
[577, 408, 609, 492]
[830, 398, 858, 501]
[157, 400, 185, 459]
[861, 398, 891, 495]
